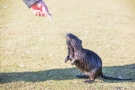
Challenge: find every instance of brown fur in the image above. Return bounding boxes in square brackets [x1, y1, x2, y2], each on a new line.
[65, 33, 132, 83]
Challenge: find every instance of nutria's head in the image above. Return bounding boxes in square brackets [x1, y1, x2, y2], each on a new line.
[66, 33, 82, 50]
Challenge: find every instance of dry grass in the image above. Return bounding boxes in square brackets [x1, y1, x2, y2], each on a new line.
[0, 0, 135, 90]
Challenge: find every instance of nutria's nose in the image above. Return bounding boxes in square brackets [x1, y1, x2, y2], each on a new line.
[66, 33, 70, 38]
[66, 33, 74, 39]
[66, 33, 70, 36]
[66, 33, 72, 37]
[66, 36, 69, 39]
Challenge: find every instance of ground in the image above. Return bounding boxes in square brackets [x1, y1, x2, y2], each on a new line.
[0, 0, 135, 90]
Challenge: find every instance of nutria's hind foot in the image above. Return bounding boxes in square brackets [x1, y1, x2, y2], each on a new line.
[84, 80, 94, 84]
[76, 75, 89, 79]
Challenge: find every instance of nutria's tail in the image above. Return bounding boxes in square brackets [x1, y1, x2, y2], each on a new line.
[101, 73, 132, 80]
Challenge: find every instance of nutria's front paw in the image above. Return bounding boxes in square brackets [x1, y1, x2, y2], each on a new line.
[65, 60, 67, 63]
[65, 59, 67, 63]
[65, 56, 69, 63]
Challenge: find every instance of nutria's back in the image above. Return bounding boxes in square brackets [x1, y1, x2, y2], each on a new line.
[74, 49, 102, 75]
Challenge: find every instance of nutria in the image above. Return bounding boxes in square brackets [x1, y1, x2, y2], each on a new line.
[65, 33, 132, 83]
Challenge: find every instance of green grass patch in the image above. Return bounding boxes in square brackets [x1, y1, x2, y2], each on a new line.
[0, 0, 135, 90]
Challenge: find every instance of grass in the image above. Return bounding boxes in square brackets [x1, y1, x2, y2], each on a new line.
[0, 0, 135, 90]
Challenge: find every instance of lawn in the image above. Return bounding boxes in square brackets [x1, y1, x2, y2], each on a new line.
[0, 0, 135, 90]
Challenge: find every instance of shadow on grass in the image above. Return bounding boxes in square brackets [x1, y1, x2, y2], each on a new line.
[0, 64, 135, 83]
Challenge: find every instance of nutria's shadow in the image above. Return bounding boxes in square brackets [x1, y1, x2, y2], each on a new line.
[0, 64, 135, 83]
